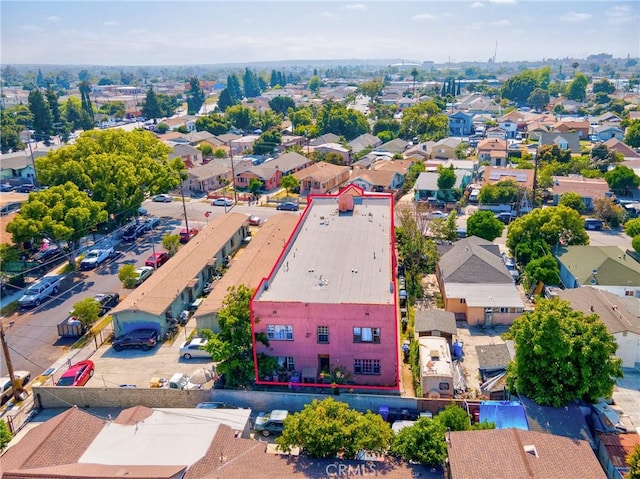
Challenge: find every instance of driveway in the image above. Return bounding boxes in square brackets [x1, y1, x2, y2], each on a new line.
[613, 369, 640, 432]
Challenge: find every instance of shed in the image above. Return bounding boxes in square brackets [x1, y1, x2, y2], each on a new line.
[414, 310, 457, 343]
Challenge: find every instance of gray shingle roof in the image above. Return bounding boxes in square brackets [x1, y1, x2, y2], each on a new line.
[438, 236, 513, 283]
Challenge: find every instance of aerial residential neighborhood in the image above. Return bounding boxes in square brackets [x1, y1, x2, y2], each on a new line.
[1, 1, 640, 478]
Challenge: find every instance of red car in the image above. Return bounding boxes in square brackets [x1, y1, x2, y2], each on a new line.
[56, 360, 94, 387]
[180, 227, 199, 243]
[145, 251, 169, 268]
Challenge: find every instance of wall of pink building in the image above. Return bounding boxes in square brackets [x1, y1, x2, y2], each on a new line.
[253, 301, 398, 387]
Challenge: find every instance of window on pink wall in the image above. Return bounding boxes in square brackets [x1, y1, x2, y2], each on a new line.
[317, 326, 329, 344]
[353, 327, 380, 344]
[267, 325, 293, 340]
[354, 359, 380, 375]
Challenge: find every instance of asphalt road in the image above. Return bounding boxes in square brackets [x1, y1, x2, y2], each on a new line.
[0, 198, 288, 377]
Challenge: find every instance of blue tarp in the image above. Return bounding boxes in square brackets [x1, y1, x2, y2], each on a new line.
[479, 400, 530, 430]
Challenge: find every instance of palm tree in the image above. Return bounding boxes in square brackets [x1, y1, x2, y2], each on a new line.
[571, 62, 579, 76]
[411, 68, 418, 97]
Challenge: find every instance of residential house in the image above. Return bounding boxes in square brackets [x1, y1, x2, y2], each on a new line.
[558, 287, 640, 368]
[187, 161, 233, 193]
[0, 150, 43, 183]
[539, 131, 581, 153]
[481, 166, 534, 190]
[556, 245, 640, 298]
[229, 135, 260, 155]
[280, 134, 306, 152]
[348, 133, 382, 154]
[550, 175, 610, 210]
[376, 138, 409, 155]
[110, 213, 250, 339]
[397, 97, 417, 110]
[454, 93, 500, 114]
[477, 138, 508, 167]
[448, 111, 474, 136]
[418, 336, 453, 399]
[447, 429, 605, 479]
[309, 133, 340, 146]
[593, 124, 625, 141]
[595, 432, 640, 479]
[293, 161, 351, 195]
[194, 214, 299, 333]
[235, 151, 310, 191]
[498, 110, 524, 139]
[348, 169, 404, 192]
[313, 142, 351, 164]
[182, 131, 226, 150]
[553, 119, 590, 139]
[413, 170, 471, 202]
[374, 158, 415, 181]
[525, 121, 550, 141]
[404, 141, 435, 161]
[436, 236, 525, 326]
[603, 137, 640, 159]
[169, 144, 203, 168]
[251, 185, 400, 389]
[160, 115, 197, 132]
[591, 112, 622, 125]
[485, 127, 507, 140]
[429, 137, 463, 160]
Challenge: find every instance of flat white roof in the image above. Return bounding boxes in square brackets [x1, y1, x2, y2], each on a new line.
[79, 408, 250, 466]
[445, 283, 525, 308]
[257, 194, 394, 304]
[419, 336, 453, 378]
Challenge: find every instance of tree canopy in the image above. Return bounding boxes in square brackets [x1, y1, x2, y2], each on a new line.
[604, 165, 640, 196]
[276, 398, 394, 459]
[466, 210, 505, 241]
[436, 166, 456, 190]
[195, 112, 229, 136]
[506, 206, 588, 266]
[186, 77, 205, 115]
[477, 180, 523, 206]
[500, 68, 550, 105]
[6, 183, 107, 252]
[558, 192, 585, 214]
[399, 100, 448, 141]
[34, 129, 181, 224]
[625, 119, 640, 148]
[316, 101, 369, 140]
[268, 96, 295, 116]
[505, 297, 623, 407]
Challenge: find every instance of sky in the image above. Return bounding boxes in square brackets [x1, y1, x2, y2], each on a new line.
[1, 0, 639, 66]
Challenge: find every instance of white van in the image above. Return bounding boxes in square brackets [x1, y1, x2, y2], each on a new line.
[469, 189, 480, 202]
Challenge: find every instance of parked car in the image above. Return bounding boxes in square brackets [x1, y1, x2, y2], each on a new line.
[0, 370, 31, 404]
[584, 218, 604, 230]
[168, 372, 201, 390]
[56, 360, 94, 386]
[133, 266, 154, 286]
[503, 255, 520, 282]
[495, 212, 516, 224]
[145, 251, 170, 268]
[18, 275, 63, 309]
[180, 227, 199, 243]
[122, 223, 147, 242]
[32, 245, 66, 265]
[179, 337, 211, 359]
[196, 402, 240, 409]
[254, 410, 289, 436]
[276, 201, 299, 211]
[248, 215, 262, 226]
[94, 292, 120, 316]
[427, 210, 448, 220]
[14, 183, 36, 193]
[143, 216, 160, 230]
[80, 246, 115, 270]
[152, 194, 173, 202]
[112, 328, 159, 352]
[212, 197, 233, 207]
[0, 183, 13, 192]
[0, 201, 22, 216]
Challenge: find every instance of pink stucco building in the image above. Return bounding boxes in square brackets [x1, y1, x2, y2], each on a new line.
[251, 185, 400, 391]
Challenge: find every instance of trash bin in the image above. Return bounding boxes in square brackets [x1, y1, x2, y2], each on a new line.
[379, 406, 389, 421]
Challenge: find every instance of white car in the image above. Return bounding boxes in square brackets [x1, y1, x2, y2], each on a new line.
[179, 337, 211, 359]
[134, 266, 154, 286]
[212, 197, 233, 206]
[152, 194, 173, 202]
[427, 211, 448, 220]
[80, 247, 115, 270]
[0, 370, 31, 404]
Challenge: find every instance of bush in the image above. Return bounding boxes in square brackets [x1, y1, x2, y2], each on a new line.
[625, 218, 640, 238]
[632, 235, 640, 254]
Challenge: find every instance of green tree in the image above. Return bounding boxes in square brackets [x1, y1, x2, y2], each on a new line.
[258, 109, 283, 132]
[215, 90, 235, 113]
[0, 110, 24, 153]
[198, 144, 213, 158]
[226, 74, 242, 102]
[399, 100, 448, 141]
[390, 417, 447, 466]
[357, 79, 384, 100]
[0, 419, 13, 449]
[594, 197, 625, 227]
[195, 113, 229, 135]
[373, 118, 400, 136]
[633, 235, 640, 254]
[605, 165, 640, 196]
[202, 285, 266, 388]
[566, 73, 588, 102]
[242, 68, 261, 98]
[28, 88, 53, 141]
[436, 166, 456, 190]
[225, 105, 259, 133]
[162, 233, 180, 256]
[466, 210, 505, 241]
[624, 119, 640, 148]
[280, 174, 299, 197]
[276, 398, 394, 459]
[625, 218, 640, 238]
[501, 69, 540, 104]
[70, 297, 101, 327]
[308, 75, 321, 94]
[268, 96, 295, 115]
[118, 264, 138, 289]
[289, 106, 314, 130]
[63, 97, 84, 131]
[504, 297, 623, 407]
[522, 254, 560, 291]
[35, 129, 179, 223]
[248, 178, 262, 196]
[558, 192, 585, 213]
[6, 183, 107, 258]
[141, 87, 162, 119]
[478, 180, 523, 206]
[506, 206, 589, 266]
[252, 129, 281, 155]
[435, 403, 493, 431]
[316, 101, 369, 140]
[628, 444, 640, 479]
[527, 88, 550, 110]
[186, 77, 205, 115]
[593, 79, 615, 94]
[78, 80, 95, 129]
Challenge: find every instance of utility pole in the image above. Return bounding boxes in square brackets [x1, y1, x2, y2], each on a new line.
[0, 320, 26, 401]
[179, 176, 190, 239]
[228, 141, 237, 204]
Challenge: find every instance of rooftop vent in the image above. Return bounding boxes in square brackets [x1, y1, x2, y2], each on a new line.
[523, 445, 538, 457]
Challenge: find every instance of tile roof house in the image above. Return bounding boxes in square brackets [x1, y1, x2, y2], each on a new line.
[593, 124, 625, 141]
[539, 131, 581, 153]
[552, 119, 590, 138]
[447, 428, 605, 479]
[436, 236, 525, 326]
[235, 151, 311, 191]
[377, 138, 409, 155]
[309, 133, 340, 146]
[550, 175, 610, 210]
[603, 137, 640, 159]
[110, 213, 250, 339]
[482, 167, 535, 190]
[181, 131, 225, 148]
[347, 169, 404, 192]
[556, 245, 640, 298]
[187, 160, 233, 193]
[348, 133, 382, 154]
[525, 121, 550, 141]
[313, 142, 351, 165]
[429, 137, 463, 160]
[477, 138, 508, 167]
[293, 161, 351, 195]
[251, 185, 400, 389]
[194, 214, 299, 333]
[169, 144, 203, 168]
[485, 126, 507, 140]
[557, 287, 640, 367]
